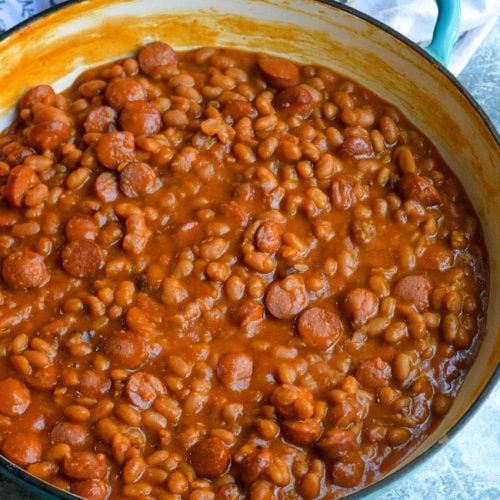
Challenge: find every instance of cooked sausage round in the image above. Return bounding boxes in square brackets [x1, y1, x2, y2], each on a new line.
[217, 352, 253, 391]
[104, 331, 148, 369]
[119, 161, 158, 198]
[255, 221, 283, 254]
[281, 419, 322, 446]
[338, 136, 373, 158]
[276, 86, 314, 118]
[119, 100, 162, 136]
[258, 57, 300, 88]
[71, 479, 109, 500]
[318, 428, 358, 460]
[5, 165, 40, 208]
[0, 378, 31, 416]
[66, 215, 99, 241]
[223, 100, 257, 121]
[61, 240, 104, 278]
[343, 288, 379, 325]
[94, 131, 135, 170]
[25, 120, 71, 152]
[105, 77, 146, 110]
[25, 364, 59, 392]
[138, 41, 178, 78]
[398, 173, 442, 206]
[63, 451, 108, 480]
[2, 250, 49, 290]
[20, 85, 56, 109]
[125, 372, 165, 409]
[356, 357, 392, 389]
[393, 275, 432, 311]
[297, 307, 343, 350]
[94, 172, 119, 203]
[51, 422, 90, 449]
[265, 274, 309, 320]
[84, 106, 117, 134]
[2, 432, 42, 467]
[79, 369, 111, 397]
[332, 453, 365, 488]
[190, 436, 229, 478]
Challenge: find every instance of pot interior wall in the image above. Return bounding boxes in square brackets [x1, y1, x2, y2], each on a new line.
[0, 0, 498, 489]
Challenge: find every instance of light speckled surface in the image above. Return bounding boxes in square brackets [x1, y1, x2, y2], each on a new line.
[0, 15, 498, 500]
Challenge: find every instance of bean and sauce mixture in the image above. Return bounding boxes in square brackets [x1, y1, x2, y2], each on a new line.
[0, 42, 488, 499]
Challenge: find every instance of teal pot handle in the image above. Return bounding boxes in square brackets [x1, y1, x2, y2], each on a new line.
[426, 0, 461, 67]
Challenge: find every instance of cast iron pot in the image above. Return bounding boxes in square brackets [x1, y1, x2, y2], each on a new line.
[0, 0, 498, 498]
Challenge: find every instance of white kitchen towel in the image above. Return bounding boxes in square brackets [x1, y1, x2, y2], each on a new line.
[0, 0, 498, 74]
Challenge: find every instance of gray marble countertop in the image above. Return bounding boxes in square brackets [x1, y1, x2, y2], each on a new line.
[0, 16, 498, 500]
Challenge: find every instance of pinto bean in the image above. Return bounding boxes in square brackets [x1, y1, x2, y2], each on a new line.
[258, 57, 300, 88]
[61, 240, 104, 278]
[265, 274, 309, 320]
[119, 100, 162, 136]
[318, 428, 358, 460]
[104, 331, 148, 369]
[125, 372, 165, 409]
[84, 105, 117, 133]
[297, 307, 343, 350]
[66, 215, 99, 241]
[276, 86, 314, 118]
[2, 250, 49, 290]
[95, 131, 135, 169]
[51, 422, 90, 449]
[0, 378, 31, 416]
[190, 436, 229, 478]
[393, 275, 432, 311]
[2, 432, 42, 466]
[138, 42, 178, 78]
[217, 352, 253, 391]
[5, 165, 40, 207]
[281, 419, 322, 446]
[119, 161, 158, 198]
[105, 77, 146, 109]
[398, 173, 442, 206]
[343, 288, 379, 325]
[63, 452, 108, 480]
[356, 357, 392, 389]
[94, 172, 119, 203]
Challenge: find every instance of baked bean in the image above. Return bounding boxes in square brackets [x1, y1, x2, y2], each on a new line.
[265, 274, 309, 319]
[297, 307, 343, 350]
[61, 240, 104, 278]
[271, 384, 314, 420]
[95, 131, 135, 169]
[217, 353, 253, 391]
[119, 100, 162, 136]
[190, 437, 229, 478]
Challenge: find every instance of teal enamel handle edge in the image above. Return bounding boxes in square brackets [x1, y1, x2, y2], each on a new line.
[426, 0, 461, 67]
